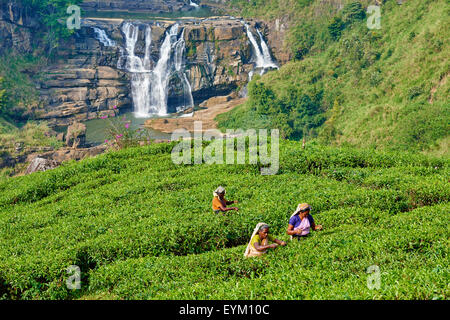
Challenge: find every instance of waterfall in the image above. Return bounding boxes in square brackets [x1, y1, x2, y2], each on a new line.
[143, 26, 152, 70]
[244, 24, 264, 69]
[121, 22, 153, 117]
[244, 23, 278, 79]
[257, 29, 278, 70]
[174, 29, 194, 112]
[122, 22, 145, 72]
[119, 22, 194, 117]
[149, 24, 178, 115]
[92, 27, 116, 47]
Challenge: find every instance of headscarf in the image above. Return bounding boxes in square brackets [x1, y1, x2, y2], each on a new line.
[213, 186, 226, 197]
[244, 222, 268, 258]
[290, 203, 312, 218]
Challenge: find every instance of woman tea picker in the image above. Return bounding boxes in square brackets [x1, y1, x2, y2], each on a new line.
[287, 203, 323, 240]
[244, 223, 286, 258]
[212, 186, 239, 214]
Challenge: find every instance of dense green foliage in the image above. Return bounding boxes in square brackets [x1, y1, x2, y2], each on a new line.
[0, 0, 448, 300]
[0, 140, 448, 299]
[0, 53, 44, 120]
[0, 53, 57, 179]
[1, 0, 83, 54]
[217, 0, 449, 155]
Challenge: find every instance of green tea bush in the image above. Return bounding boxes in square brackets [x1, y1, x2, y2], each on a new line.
[0, 140, 448, 299]
[86, 204, 449, 299]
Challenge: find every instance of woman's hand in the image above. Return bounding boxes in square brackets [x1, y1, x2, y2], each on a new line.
[315, 225, 323, 231]
[295, 228, 304, 235]
[280, 241, 287, 246]
[233, 207, 239, 211]
[270, 243, 279, 249]
[233, 200, 238, 204]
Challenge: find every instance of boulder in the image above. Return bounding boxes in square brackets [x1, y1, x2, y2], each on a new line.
[25, 157, 59, 175]
[41, 145, 107, 163]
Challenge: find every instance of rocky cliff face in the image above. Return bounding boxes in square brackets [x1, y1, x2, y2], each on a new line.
[183, 18, 254, 101]
[261, 17, 292, 65]
[0, 3, 285, 128]
[0, 2, 39, 54]
[32, 17, 276, 127]
[36, 19, 130, 127]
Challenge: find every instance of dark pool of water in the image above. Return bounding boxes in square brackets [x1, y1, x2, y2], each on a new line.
[84, 111, 172, 145]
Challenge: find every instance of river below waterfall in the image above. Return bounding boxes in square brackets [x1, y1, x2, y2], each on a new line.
[84, 111, 172, 145]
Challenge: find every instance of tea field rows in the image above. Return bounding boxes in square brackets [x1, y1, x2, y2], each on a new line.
[0, 141, 448, 299]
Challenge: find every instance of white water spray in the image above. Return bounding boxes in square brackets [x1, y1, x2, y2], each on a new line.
[92, 27, 116, 47]
[119, 22, 194, 117]
[257, 29, 278, 70]
[174, 29, 194, 112]
[244, 23, 278, 79]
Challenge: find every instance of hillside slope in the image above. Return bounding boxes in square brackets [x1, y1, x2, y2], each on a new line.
[216, 0, 449, 155]
[0, 141, 448, 299]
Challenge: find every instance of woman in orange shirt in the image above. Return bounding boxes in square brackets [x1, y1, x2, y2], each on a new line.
[212, 186, 238, 214]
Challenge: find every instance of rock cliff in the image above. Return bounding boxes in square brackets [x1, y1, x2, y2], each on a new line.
[33, 17, 276, 127]
[0, 2, 287, 128]
[0, 2, 39, 54]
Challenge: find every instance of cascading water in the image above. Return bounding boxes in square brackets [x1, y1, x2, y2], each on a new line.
[244, 23, 278, 79]
[150, 24, 178, 115]
[118, 22, 194, 117]
[93, 20, 278, 115]
[143, 26, 152, 70]
[173, 29, 194, 113]
[92, 27, 116, 47]
[122, 22, 146, 72]
[121, 23, 153, 117]
[257, 29, 278, 70]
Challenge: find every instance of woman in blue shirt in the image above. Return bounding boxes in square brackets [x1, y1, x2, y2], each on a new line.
[286, 203, 322, 240]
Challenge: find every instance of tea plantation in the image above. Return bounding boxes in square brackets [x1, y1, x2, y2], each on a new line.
[0, 140, 448, 299]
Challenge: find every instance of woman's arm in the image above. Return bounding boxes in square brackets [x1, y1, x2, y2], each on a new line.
[218, 204, 238, 212]
[311, 222, 323, 231]
[254, 242, 278, 251]
[274, 238, 287, 246]
[287, 224, 302, 236]
[225, 200, 237, 205]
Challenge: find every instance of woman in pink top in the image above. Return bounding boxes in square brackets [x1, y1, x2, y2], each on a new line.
[286, 203, 322, 240]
